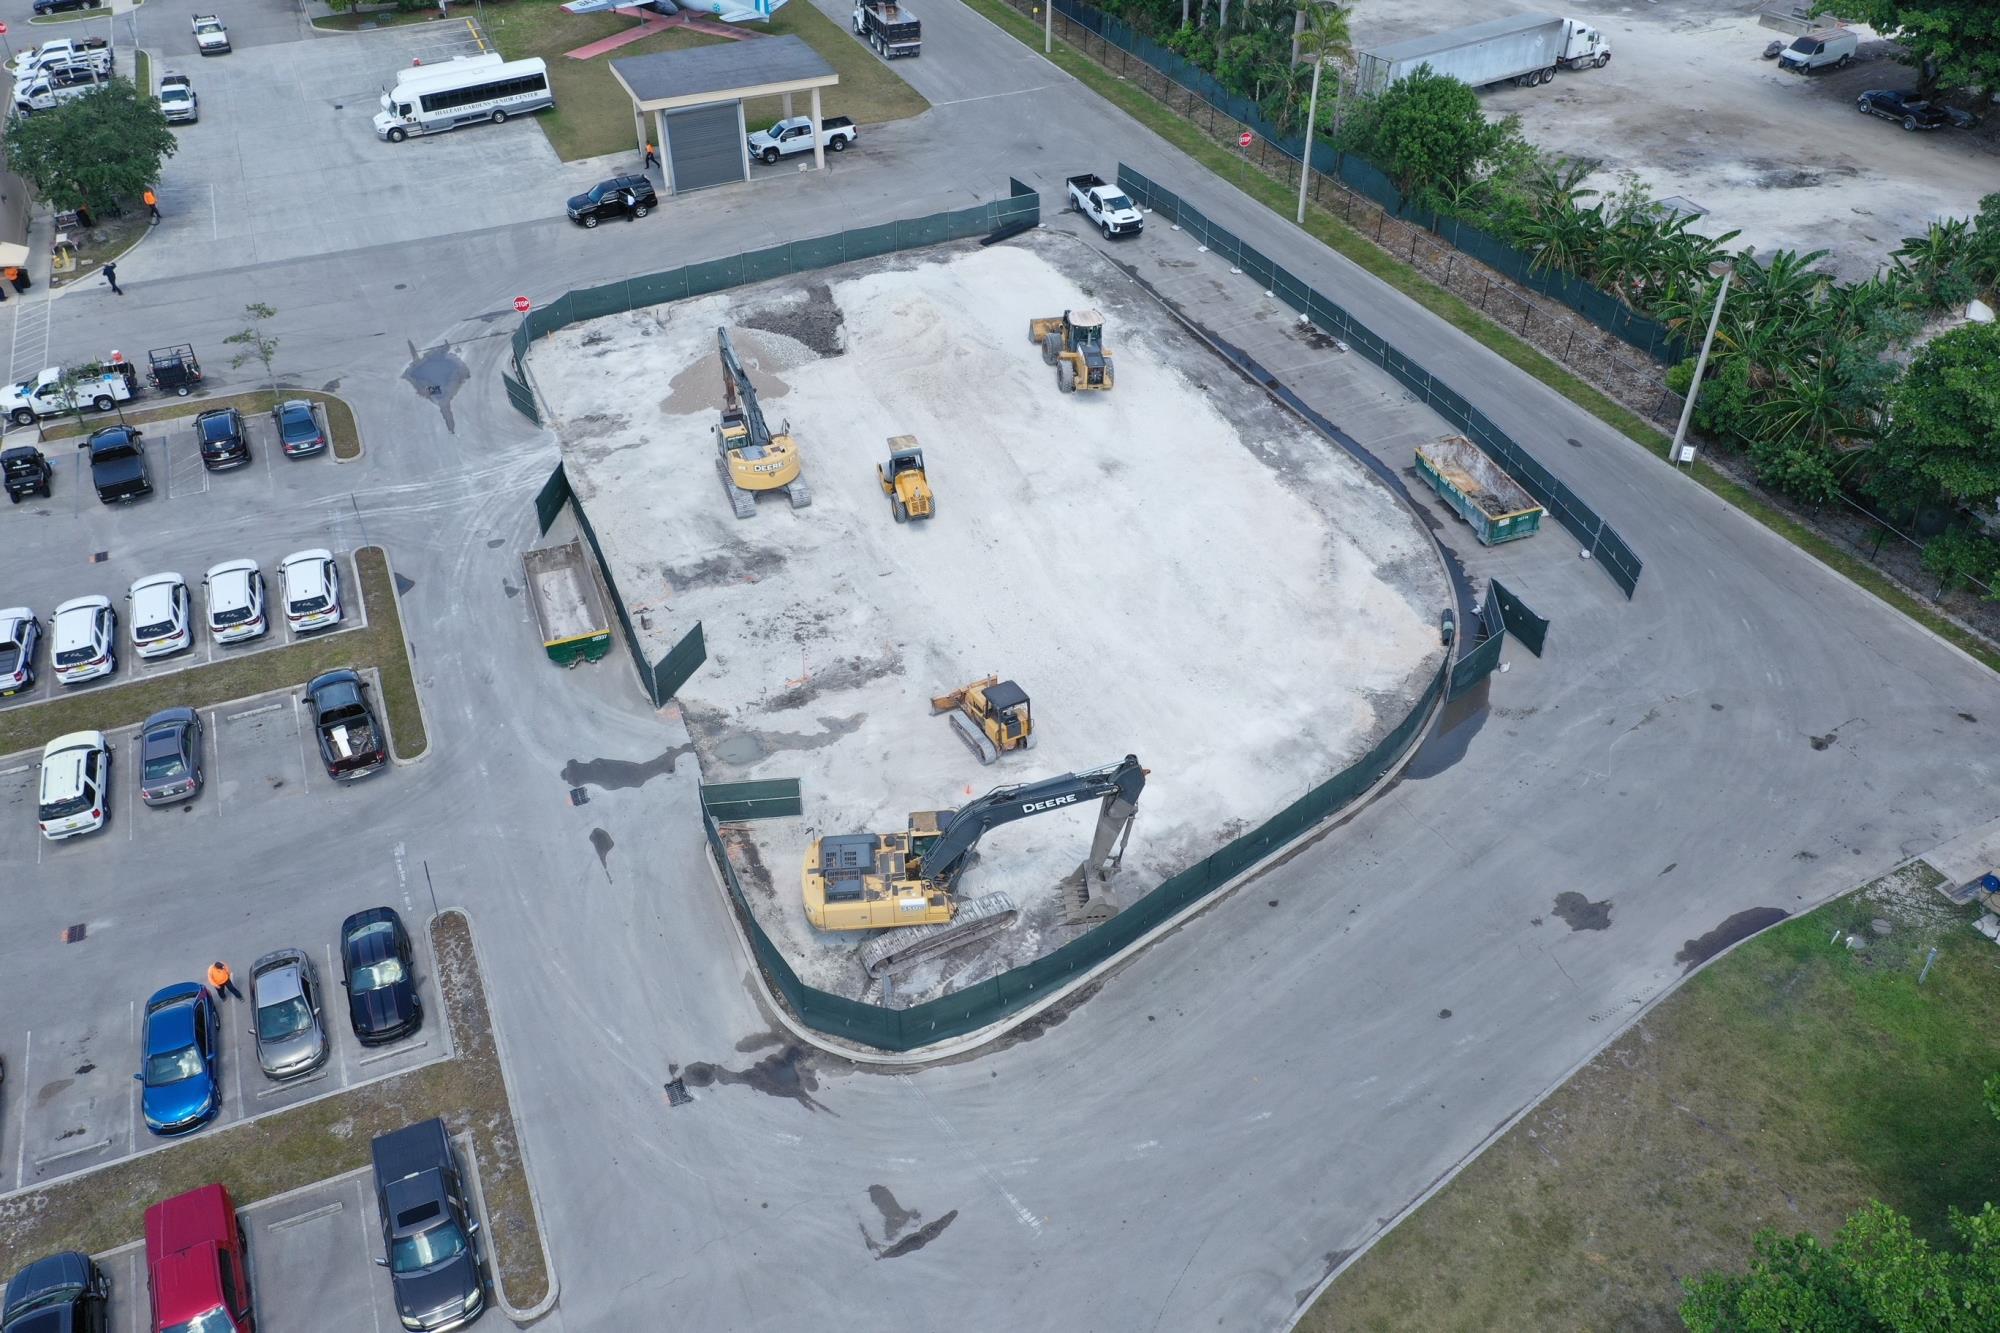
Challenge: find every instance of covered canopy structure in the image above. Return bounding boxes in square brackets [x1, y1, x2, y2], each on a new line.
[610, 36, 839, 196]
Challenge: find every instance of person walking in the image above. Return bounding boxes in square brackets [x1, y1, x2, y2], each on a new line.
[207, 960, 242, 1000]
[144, 188, 160, 224]
[644, 140, 659, 169]
[102, 262, 122, 296]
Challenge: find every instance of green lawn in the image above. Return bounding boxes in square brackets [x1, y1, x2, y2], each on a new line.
[484, 0, 927, 162]
[1308, 862, 2000, 1331]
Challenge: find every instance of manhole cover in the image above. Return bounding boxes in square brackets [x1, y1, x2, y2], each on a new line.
[62, 923, 85, 943]
[568, 786, 589, 807]
[89, 551, 107, 564]
[664, 1078, 692, 1107]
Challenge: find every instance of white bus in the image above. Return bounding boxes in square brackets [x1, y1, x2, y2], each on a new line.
[373, 54, 552, 143]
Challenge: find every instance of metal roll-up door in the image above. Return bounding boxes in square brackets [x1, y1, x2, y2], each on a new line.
[665, 102, 745, 194]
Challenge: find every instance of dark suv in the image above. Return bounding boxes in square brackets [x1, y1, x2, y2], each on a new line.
[194, 407, 250, 471]
[2, 1250, 109, 1333]
[566, 175, 656, 228]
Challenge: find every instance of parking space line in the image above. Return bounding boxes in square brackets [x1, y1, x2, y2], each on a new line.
[32, 1137, 110, 1169]
[255, 1069, 329, 1099]
[356, 1175, 381, 1274]
[327, 942, 353, 1087]
[0, 762, 25, 775]
[226, 701, 284, 723]
[127, 998, 138, 1156]
[268, 1198, 344, 1230]
[13, 1028, 28, 1185]
[294, 697, 313, 793]
[208, 707, 224, 816]
[355, 1038, 427, 1068]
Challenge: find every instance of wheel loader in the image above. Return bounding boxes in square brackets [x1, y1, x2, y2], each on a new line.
[930, 675, 1032, 764]
[877, 435, 934, 522]
[1028, 308, 1114, 393]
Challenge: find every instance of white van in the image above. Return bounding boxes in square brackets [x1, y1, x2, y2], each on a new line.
[1779, 28, 1857, 73]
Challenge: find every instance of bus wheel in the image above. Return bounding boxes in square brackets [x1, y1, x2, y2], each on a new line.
[491, 109, 508, 124]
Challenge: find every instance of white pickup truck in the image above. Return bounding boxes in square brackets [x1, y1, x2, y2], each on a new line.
[7, 38, 111, 81]
[2, 364, 139, 426]
[191, 14, 230, 56]
[1067, 173, 1144, 237]
[12, 73, 107, 115]
[746, 115, 857, 163]
[158, 72, 198, 123]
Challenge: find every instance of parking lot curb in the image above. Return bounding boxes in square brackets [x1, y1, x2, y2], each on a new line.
[365, 545, 432, 767]
[435, 908, 561, 1323]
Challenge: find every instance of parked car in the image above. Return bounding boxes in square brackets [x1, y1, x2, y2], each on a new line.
[36, 731, 108, 840]
[370, 1118, 488, 1333]
[31, 0, 93, 15]
[158, 71, 198, 124]
[50, 595, 115, 685]
[566, 175, 656, 228]
[145, 1184, 255, 1333]
[2, 445, 52, 503]
[271, 399, 326, 458]
[0, 609, 40, 696]
[138, 707, 204, 806]
[1778, 27, 1856, 72]
[84, 425, 151, 504]
[2, 1251, 110, 1333]
[129, 571, 193, 658]
[341, 907, 423, 1045]
[194, 406, 249, 470]
[191, 14, 230, 56]
[1855, 87, 1974, 130]
[279, 550, 342, 633]
[304, 669, 387, 779]
[251, 949, 329, 1080]
[139, 983, 220, 1135]
[202, 561, 266, 644]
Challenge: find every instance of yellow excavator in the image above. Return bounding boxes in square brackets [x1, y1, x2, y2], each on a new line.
[714, 327, 811, 518]
[877, 435, 934, 522]
[1028, 308, 1114, 393]
[802, 755, 1148, 976]
[930, 675, 1032, 764]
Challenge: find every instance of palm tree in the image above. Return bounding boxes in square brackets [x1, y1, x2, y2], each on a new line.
[1520, 156, 1598, 222]
[1891, 218, 1972, 311]
[1293, 2, 1352, 224]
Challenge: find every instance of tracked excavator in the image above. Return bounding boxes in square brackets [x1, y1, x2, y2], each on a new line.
[802, 755, 1148, 978]
[714, 327, 812, 518]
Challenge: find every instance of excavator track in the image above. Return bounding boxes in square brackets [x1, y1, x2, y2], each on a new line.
[784, 475, 813, 509]
[861, 892, 1019, 979]
[717, 455, 758, 519]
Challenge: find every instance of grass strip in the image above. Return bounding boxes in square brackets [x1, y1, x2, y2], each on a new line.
[959, 0, 2000, 675]
[1307, 863, 2000, 1331]
[0, 911, 551, 1313]
[26, 8, 112, 24]
[311, 7, 447, 31]
[134, 49, 148, 97]
[0, 545, 425, 758]
[35, 387, 361, 462]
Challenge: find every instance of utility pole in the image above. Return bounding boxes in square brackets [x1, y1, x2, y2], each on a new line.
[1044, 1, 1053, 55]
[1670, 268, 1732, 470]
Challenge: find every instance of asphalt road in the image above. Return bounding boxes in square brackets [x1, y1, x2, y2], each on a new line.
[1, 2, 1996, 1330]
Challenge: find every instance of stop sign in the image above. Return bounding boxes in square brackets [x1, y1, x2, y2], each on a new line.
[0, 22, 10, 34]
[1238, 131, 1253, 149]
[513, 296, 531, 314]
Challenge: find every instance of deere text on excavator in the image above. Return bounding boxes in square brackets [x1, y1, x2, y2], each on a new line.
[1028, 308, 1114, 393]
[802, 755, 1148, 977]
[930, 674, 1032, 764]
[714, 327, 811, 518]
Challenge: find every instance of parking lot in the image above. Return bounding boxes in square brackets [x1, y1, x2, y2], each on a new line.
[0, 677, 439, 1193]
[0, 545, 366, 712]
[92, 1165, 458, 1332]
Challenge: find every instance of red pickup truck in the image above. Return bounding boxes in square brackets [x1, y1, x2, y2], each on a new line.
[145, 1183, 256, 1333]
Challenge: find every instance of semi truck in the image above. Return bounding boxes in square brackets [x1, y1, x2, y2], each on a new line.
[1357, 13, 1610, 97]
[523, 539, 612, 666]
[852, 1, 920, 58]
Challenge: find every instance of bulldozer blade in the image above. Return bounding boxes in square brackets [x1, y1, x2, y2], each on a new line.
[949, 711, 1001, 765]
[930, 675, 997, 714]
[861, 892, 1020, 979]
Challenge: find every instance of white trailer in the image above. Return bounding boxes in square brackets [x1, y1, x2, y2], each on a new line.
[1357, 13, 1610, 97]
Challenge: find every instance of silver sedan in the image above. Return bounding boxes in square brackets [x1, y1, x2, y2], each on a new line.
[251, 948, 330, 1080]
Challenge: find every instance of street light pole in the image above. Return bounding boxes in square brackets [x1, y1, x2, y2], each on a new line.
[1044, 1, 1053, 55]
[1295, 56, 1323, 225]
[1670, 268, 1732, 469]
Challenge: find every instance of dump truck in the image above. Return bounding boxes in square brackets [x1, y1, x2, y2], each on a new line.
[523, 539, 612, 667]
[1357, 14, 1610, 96]
[1414, 435, 1544, 545]
[852, 1, 920, 58]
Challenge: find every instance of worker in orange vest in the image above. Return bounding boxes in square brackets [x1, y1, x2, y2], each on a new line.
[208, 959, 242, 1000]
[645, 141, 659, 169]
[144, 188, 159, 224]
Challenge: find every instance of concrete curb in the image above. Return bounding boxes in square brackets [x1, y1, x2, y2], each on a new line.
[432, 908, 561, 1324]
[304, 11, 477, 37]
[363, 545, 433, 767]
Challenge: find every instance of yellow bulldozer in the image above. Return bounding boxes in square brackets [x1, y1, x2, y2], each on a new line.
[877, 435, 934, 522]
[714, 327, 811, 518]
[1028, 308, 1114, 393]
[930, 675, 1032, 764]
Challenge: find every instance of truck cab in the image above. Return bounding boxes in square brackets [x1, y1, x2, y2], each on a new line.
[144, 1184, 255, 1333]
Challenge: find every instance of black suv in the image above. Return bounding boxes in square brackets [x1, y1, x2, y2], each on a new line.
[567, 175, 656, 228]
[194, 406, 250, 471]
[2, 1250, 109, 1333]
[2, 445, 51, 503]
[31, 0, 92, 14]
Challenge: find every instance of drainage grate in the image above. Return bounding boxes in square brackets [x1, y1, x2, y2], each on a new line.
[89, 551, 108, 564]
[663, 1077, 692, 1107]
[568, 786, 589, 807]
[61, 923, 85, 943]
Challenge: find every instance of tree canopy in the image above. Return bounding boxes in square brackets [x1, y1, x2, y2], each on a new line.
[2, 80, 176, 214]
[1865, 322, 2000, 513]
[1816, 1, 2000, 95]
[1335, 66, 1516, 214]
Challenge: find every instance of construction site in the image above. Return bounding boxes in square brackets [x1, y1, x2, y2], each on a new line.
[535, 230, 1450, 1003]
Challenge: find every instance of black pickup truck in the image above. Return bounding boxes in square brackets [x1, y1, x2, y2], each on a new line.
[304, 669, 388, 780]
[370, 1118, 488, 1332]
[84, 425, 151, 504]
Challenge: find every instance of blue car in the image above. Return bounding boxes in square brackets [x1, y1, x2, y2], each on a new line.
[137, 983, 220, 1136]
